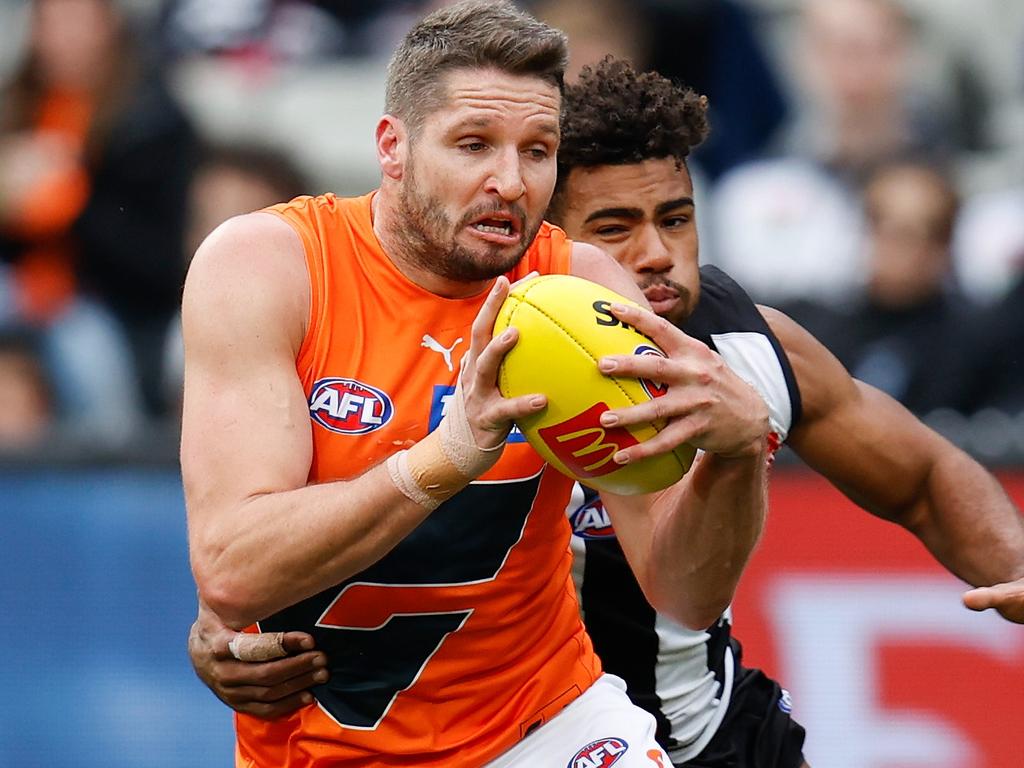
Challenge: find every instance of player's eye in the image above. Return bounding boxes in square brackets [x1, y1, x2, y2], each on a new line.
[594, 225, 629, 238]
[662, 215, 690, 229]
[460, 142, 488, 153]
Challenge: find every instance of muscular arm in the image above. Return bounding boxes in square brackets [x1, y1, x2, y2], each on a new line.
[572, 243, 770, 629]
[182, 213, 438, 628]
[764, 305, 1024, 595]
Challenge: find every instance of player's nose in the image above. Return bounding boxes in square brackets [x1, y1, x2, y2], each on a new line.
[484, 147, 526, 201]
[630, 224, 673, 274]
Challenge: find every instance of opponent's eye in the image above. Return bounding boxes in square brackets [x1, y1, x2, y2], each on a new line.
[593, 225, 630, 238]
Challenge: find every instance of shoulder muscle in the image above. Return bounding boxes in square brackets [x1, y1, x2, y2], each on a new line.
[570, 241, 649, 307]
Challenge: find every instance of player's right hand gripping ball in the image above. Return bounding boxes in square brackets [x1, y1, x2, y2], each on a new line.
[494, 274, 695, 495]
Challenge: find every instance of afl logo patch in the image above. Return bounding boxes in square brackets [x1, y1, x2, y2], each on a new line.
[569, 496, 616, 539]
[634, 345, 668, 399]
[569, 737, 629, 768]
[308, 378, 394, 435]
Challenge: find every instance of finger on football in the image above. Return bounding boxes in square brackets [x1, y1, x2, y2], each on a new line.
[474, 325, 519, 385]
[486, 393, 547, 428]
[471, 275, 510, 346]
[597, 351, 680, 384]
[607, 302, 691, 351]
[510, 270, 539, 290]
[599, 396, 677, 430]
[611, 419, 699, 465]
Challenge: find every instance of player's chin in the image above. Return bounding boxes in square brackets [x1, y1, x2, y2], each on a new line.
[456, 242, 528, 278]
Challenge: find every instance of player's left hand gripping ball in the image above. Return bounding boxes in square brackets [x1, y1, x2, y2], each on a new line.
[494, 275, 695, 494]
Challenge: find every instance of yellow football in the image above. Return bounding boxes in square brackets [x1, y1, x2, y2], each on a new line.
[494, 274, 695, 495]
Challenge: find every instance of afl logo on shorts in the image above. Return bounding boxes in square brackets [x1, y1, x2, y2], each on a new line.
[308, 377, 394, 435]
[569, 496, 616, 539]
[569, 737, 629, 768]
[634, 345, 668, 399]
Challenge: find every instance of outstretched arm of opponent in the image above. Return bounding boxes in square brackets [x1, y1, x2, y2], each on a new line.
[572, 243, 771, 630]
[182, 214, 543, 628]
[763, 306, 1024, 623]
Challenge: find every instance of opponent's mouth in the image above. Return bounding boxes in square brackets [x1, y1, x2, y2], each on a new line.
[643, 285, 679, 303]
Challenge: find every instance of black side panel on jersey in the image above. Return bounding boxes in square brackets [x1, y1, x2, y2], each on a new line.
[578, 265, 803, 751]
[683, 265, 803, 431]
[578, 486, 678, 749]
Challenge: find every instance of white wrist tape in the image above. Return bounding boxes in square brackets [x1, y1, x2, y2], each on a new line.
[436, 374, 506, 475]
[386, 449, 444, 511]
[386, 375, 506, 510]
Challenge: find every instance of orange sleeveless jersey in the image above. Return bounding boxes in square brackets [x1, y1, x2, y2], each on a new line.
[234, 193, 602, 767]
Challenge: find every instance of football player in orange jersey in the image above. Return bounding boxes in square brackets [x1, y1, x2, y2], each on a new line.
[188, 55, 1024, 768]
[181, 3, 773, 766]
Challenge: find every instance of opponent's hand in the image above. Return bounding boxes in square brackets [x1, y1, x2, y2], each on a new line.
[595, 302, 769, 465]
[459, 274, 546, 449]
[963, 577, 1024, 623]
[188, 605, 328, 719]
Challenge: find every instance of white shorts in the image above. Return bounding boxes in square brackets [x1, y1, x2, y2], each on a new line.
[485, 674, 671, 768]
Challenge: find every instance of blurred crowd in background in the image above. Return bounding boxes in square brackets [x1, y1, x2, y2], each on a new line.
[1, 0, 1023, 462]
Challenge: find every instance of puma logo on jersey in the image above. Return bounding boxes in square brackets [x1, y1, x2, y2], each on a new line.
[568, 496, 615, 539]
[309, 377, 394, 435]
[421, 334, 463, 372]
[569, 738, 629, 768]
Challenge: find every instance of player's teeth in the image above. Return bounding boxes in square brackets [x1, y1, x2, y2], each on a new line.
[475, 223, 510, 234]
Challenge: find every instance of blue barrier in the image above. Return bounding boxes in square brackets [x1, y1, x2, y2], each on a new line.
[1, 468, 234, 767]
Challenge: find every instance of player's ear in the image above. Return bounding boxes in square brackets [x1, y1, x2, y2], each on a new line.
[376, 115, 408, 181]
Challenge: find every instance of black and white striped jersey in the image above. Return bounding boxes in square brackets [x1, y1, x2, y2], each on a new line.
[567, 265, 803, 761]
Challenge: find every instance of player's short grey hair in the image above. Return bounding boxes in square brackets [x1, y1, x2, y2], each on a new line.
[385, 0, 568, 133]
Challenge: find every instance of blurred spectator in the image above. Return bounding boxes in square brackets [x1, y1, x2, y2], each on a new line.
[968, 272, 1024, 415]
[781, 0, 954, 178]
[161, 0, 426, 62]
[708, 0, 957, 307]
[0, 0, 198, 434]
[953, 185, 1024, 305]
[792, 160, 980, 415]
[0, 327, 54, 449]
[709, 156, 865, 307]
[162, 143, 310, 416]
[184, 143, 309, 255]
[531, 0, 650, 80]
[645, 0, 788, 182]
[531, 0, 787, 182]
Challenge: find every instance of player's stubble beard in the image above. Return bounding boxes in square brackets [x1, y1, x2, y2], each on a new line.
[395, 155, 542, 283]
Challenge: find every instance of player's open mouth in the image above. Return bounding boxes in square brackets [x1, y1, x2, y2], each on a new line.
[468, 214, 521, 244]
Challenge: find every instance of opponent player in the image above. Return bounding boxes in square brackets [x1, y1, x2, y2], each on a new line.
[181, 5, 773, 767]
[189, 57, 1024, 767]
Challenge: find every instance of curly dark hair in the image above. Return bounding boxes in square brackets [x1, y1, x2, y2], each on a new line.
[550, 57, 709, 218]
